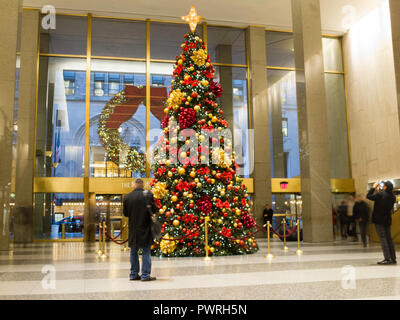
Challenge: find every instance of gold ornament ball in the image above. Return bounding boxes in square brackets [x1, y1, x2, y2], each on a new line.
[173, 220, 180, 227]
[178, 167, 186, 175]
[190, 171, 196, 178]
[180, 151, 187, 159]
[159, 209, 165, 214]
[171, 195, 178, 202]
[178, 59, 183, 65]
[168, 171, 173, 177]
[194, 105, 201, 112]
[210, 247, 215, 253]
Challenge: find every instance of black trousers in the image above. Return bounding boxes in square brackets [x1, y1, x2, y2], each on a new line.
[375, 224, 396, 261]
[359, 221, 368, 246]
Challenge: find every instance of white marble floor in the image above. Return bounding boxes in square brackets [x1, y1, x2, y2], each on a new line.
[0, 239, 399, 300]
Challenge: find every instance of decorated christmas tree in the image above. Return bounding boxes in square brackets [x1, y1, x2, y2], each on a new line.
[150, 7, 258, 257]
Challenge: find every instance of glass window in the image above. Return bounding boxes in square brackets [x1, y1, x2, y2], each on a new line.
[149, 63, 174, 177]
[89, 59, 147, 178]
[40, 15, 87, 55]
[34, 193, 84, 240]
[207, 26, 246, 65]
[268, 70, 300, 179]
[266, 31, 294, 68]
[108, 73, 121, 95]
[150, 22, 202, 60]
[92, 18, 146, 59]
[322, 37, 343, 72]
[214, 66, 251, 177]
[282, 118, 288, 137]
[63, 71, 76, 96]
[325, 73, 350, 179]
[36, 57, 86, 178]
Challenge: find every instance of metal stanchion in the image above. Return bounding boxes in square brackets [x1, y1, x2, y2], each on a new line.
[265, 221, 274, 259]
[61, 223, 66, 239]
[281, 218, 289, 251]
[295, 219, 303, 255]
[202, 216, 212, 261]
[100, 221, 107, 258]
[97, 223, 103, 256]
[111, 223, 114, 239]
[122, 221, 129, 252]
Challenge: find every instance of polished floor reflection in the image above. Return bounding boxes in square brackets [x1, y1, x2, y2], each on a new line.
[1, 239, 400, 300]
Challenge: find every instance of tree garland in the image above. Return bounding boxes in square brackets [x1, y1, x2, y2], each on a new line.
[98, 90, 146, 173]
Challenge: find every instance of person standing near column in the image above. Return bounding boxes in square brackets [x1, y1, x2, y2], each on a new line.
[123, 178, 157, 281]
[353, 195, 370, 248]
[367, 181, 397, 265]
[263, 204, 274, 235]
[347, 195, 357, 241]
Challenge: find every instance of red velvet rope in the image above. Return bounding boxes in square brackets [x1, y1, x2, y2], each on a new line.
[271, 224, 298, 238]
[104, 224, 205, 245]
[208, 223, 266, 241]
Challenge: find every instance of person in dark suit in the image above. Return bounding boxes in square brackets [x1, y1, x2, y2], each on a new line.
[353, 195, 370, 247]
[123, 178, 158, 281]
[263, 204, 274, 234]
[337, 201, 348, 239]
[367, 181, 397, 265]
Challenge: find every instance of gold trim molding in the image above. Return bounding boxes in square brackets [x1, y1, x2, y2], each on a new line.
[34, 177, 255, 194]
[33, 177, 353, 194]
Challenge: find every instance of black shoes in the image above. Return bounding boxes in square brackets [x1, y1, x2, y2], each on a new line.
[141, 276, 156, 281]
[130, 275, 141, 281]
[377, 259, 397, 265]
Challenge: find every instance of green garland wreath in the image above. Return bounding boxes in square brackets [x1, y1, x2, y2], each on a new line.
[98, 90, 146, 173]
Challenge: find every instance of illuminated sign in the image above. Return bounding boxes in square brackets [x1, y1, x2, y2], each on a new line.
[280, 181, 289, 189]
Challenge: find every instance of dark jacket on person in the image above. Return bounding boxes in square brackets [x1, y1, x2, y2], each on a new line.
[353, 200, 370, 223]
[123, 188, 157, 249]
[337, 204, 348, 220]
[367, 188, 396, 226]
[263, 208, 274, 223]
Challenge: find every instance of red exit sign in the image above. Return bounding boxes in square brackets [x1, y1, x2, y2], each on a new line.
[280, 181, 289, 189]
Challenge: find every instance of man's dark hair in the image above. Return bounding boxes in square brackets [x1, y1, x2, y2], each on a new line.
[384, 181, 394, 193]
[134, 178, 144, 188]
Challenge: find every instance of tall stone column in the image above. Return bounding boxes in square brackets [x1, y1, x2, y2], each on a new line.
[0, 0, 22, 250]
[389, 0, 400, 130]
[292, 0, 333, 242]
[268, 79, 287, 213]
[14, 10, 40, 244]
[248, 27, 272, 230]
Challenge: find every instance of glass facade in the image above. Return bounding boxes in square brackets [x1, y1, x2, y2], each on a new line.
[36, 57, 87, 178]
[24, 14, 350, 240]
[32, 15, 251, 239]
[89, 59, 147, 178]
[266, 31, 351, 216]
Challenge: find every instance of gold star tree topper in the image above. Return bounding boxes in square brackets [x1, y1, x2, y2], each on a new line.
[181, 6, 203, 32]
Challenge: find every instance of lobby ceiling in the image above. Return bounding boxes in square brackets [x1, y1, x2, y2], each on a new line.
[24, 0, 385, 34]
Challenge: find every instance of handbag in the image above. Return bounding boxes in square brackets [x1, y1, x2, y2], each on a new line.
[143, 191, 161, 241]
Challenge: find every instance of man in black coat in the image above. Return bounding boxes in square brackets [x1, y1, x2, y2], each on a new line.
[353, 195, 370, 247]
[367, 181, 397, 265]
[123, 178, 158, 281]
